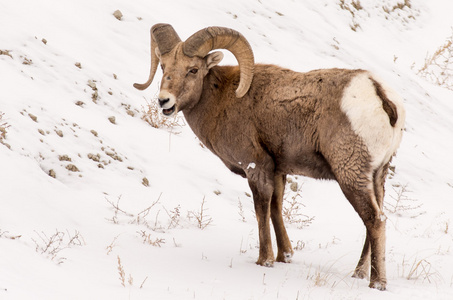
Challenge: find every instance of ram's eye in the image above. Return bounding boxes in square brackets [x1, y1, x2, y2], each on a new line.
[189, 68, 198, 74]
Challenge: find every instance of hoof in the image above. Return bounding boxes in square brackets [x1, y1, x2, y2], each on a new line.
[276, 251, 293, 263]
[352, 269, 369, 280]
[369, 281, 386, 291]
[256, 258, 274, 267]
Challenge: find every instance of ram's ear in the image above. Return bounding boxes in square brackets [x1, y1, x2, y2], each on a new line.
[206, 51, 224, 69]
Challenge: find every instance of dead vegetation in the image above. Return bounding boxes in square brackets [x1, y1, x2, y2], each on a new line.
[385, 184, 425, 218]
[418, 30, 453, 90]
[188, 196, 213, 230]
[339, 0, 418, 32]
[141, 97, 184, 130]
[117, 255, 148, 288]
[105, 195, 160, 228]
[105, 193, 214, 233]
[283, 178, 314, 229]
[164, 204, 181, 229]
[0, 112, 10, 146]
[32, 229, 85, 264]
[0, 49, 13, 58]
[338, 0, 363, 31]
[0, 229, 21, 240]
[237, 198, 247, 223]
[137, 230, 165, 247]
[398, 256, 442, 284]
[117, 255, 127, 287]
[305, 259, 350, 289]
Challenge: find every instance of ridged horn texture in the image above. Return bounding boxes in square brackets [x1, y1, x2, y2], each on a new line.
[183, 27, 255, 98]
[133, 23, 181, 90]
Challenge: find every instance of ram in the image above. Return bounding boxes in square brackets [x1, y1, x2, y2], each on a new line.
[134, 24, 405, 290]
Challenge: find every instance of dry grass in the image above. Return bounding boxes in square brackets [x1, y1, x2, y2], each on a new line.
[141, 97, 184, 130]
[237, 198, 247, 223]
[418, 30, 453, 90]
[105, 194, 160, 229]
[384, 184, 425, 218]
[106, 235, 120, 255]
[137, 230, 165, 247]
[105, 193, 214, 232]
[117, 255, 127, 287]
[294, 240, 306, 251]
[164, 204, 181, 229]
[32, 229, 85, 264]
[0, 229, 21, 240]
[399, 256, 442, 284]
[105, 195, 134, 225]
[188, 197, 213, 230]
[339, 0, 363, 14]
[338, 0, 363, 31]
[283, 179, 314, 229]
[305, 260, 350, 289]
[117, 255, 148, 288]
[0, 49, 13, 58]
[340, 0, 418, 32]
[0, 112, 10, 146]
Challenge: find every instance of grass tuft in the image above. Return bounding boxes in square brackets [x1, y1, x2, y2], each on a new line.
[32, 229, 84, 264]
[385, 184, 425, 218]
[0, 112, 10, 148]
[399, 256, 442, 284]
[188, 196, 213, 230]
[283, 178, 314, 229]
[141, 97, 184, 130]
[117, 255, 126, 287]
[418, 30, 453, 90]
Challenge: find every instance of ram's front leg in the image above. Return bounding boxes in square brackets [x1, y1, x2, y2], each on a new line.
[247, 169, 275, 267]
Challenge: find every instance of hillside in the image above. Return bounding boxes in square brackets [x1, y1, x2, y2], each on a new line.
[1, 0, 453, 299]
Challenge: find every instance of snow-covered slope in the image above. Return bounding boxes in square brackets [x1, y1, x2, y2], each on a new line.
[1, 0, 452, 299]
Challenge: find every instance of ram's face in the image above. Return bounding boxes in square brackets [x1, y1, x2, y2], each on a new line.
[156, 45, 223, 117]
[133, 24, 254, 116]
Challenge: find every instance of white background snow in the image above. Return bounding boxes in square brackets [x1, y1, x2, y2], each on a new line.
[1, 0, 453, 299]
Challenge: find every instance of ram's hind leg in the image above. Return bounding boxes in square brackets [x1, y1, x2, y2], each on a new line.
[336, 166, 387, 290]
[353, 234, 371, 279]
[341, 183, 387, 290]
[369, 163, 389, 289]
[271, 174, 293, 263]
[352, 164, 389, 279]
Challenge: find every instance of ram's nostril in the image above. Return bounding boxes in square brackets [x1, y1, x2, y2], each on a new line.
[158, 98, 170, 107]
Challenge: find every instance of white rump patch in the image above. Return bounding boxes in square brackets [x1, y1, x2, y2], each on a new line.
[341, 72, 405, 170]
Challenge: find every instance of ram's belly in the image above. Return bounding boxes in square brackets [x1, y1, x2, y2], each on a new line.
[274, 149, 336, 180]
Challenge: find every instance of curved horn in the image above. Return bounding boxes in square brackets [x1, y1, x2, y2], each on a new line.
[183, 27, 254, 98]
[133, 23, 181, 90]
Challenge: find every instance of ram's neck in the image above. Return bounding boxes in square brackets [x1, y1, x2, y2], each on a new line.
[182, 65, 240, 149]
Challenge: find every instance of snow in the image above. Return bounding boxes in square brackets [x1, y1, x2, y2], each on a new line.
[1, 0, 453, 299]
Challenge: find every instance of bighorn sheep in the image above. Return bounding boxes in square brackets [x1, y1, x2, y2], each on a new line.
[134, 24, 405, 290]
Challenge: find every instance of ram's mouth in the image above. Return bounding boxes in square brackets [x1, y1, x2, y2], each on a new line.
[162, 105, 176, 116]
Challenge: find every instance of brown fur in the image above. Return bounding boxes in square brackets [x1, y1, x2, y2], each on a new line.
[370, 78, 398, 127]
[177, 64, 395, 289]
[151, 43, 401, 289]
[186, 65, 366, 181]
